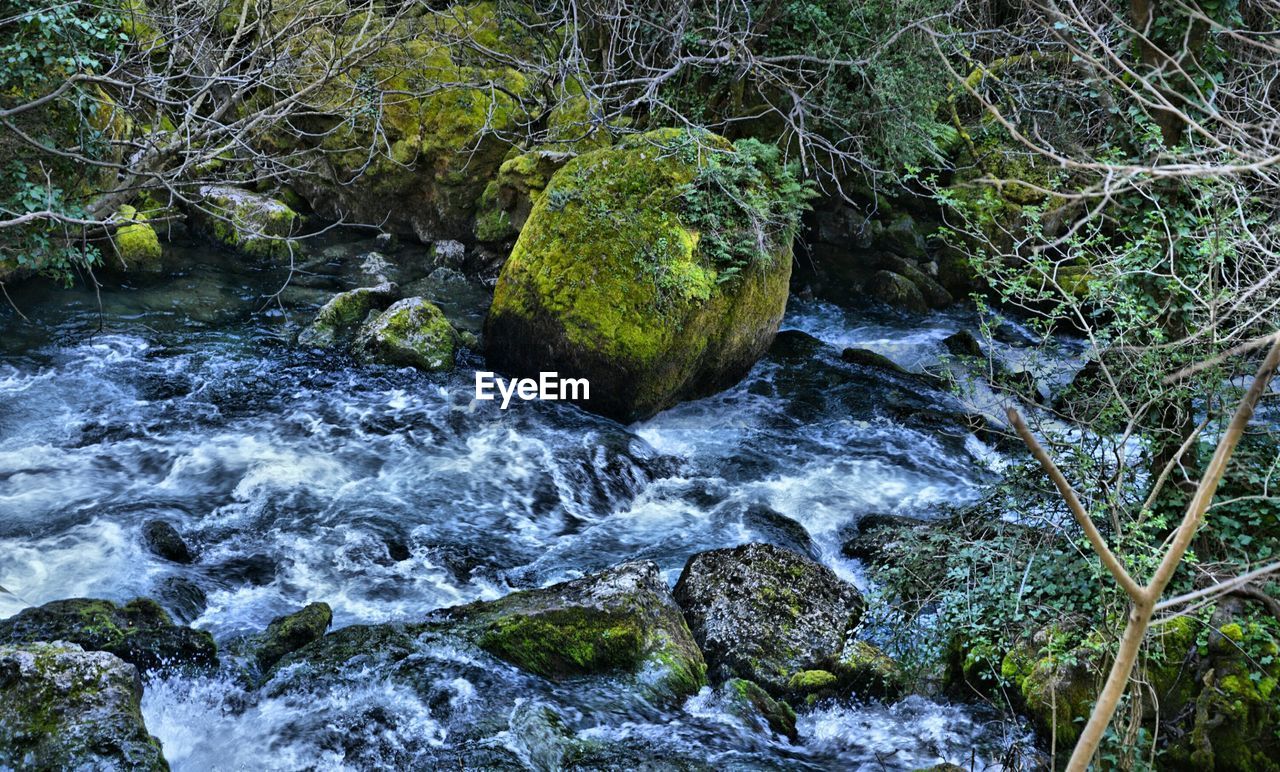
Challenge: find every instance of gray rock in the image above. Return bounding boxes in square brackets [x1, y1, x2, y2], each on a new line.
[142, 519, 195, 564]
[673, 543, 865, 695]
[0, 642, 168, 770]
[865, 270, 929, 313]
[431, 239, 467, 268]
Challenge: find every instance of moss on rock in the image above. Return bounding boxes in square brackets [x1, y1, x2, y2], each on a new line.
[286, 3, 534, 241]
[254, 602, 333, 672]
[0, 597, 218, 675]
[0, 643, 168, 771]
[724, 678, 798, 741]
[355, 296, 459, 371]
[485, 128, 800, 421]
[443, 560, 706, 704]
[673, 543, 866, 697]
[193, 185, 299, 257]
[297, 281, 399, 349]
[111, 204, 164, 269]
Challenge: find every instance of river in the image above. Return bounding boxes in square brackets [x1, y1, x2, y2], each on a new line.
[0, 233, 1037, 769]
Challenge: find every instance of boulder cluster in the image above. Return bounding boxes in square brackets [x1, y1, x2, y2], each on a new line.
[0, 543, 898, 767]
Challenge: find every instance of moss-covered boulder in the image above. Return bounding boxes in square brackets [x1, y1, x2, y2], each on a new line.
[297, 282, 400, 349]
[111, 204, 164, 270]
[673, 543, 866, 697]
[251, 602, 333, 672]
[191, 185, 299, 257]
[439, 560, 706, 703]
[0, 643, 168, 770]
[486, 129, 805, 422]
[354, 296, 460, 371]
[0, 597, 217, 675]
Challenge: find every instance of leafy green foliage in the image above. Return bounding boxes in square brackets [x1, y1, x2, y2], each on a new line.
[678, 137, 815, 283]
[0, 0, 127, 282]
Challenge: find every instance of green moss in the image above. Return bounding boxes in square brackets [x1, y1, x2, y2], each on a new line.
[478, 609, 645, 680]
[1219, 623, 1245, 643]
[255, 602, 332, 671]
[725, 678, 797, 740]
[787, 669, 838, 691]
[356, 297, 458, 371]
[836, 640, 906, 699]
[112, 205, 163, 267]
[199, 187, 299, 258]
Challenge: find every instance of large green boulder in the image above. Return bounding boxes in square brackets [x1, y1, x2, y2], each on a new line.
[0, 597, 217, 675]
[485, 129, 805, 422]
[0, 642, 168, 770]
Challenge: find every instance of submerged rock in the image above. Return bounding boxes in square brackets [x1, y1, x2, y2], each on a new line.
[0, 642, 168, 771]
[942, 329, 982, 358]
[673, 543, 865, 696]
[191, 185, 300, 257]
[486, 129, 799, 422]
[0, 597, 217, 674]
[441, 560, 706, 702]
[296, 282, 399, 349]
[354, 297, 459, 371]
[153, 576, 207, 625]
[142, 519, 195, 564]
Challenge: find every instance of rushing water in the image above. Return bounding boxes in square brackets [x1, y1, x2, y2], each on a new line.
[0, 235, 1036, 770]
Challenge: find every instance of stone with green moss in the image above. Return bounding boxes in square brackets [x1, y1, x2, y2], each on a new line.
[192, 185, 299, 258]
[723, 678, 798, 740]
[473, 149, 575, 244]
[286, 3, 536, 242]
[0, 597, 218, 675]
[0, 643, 168, 770]
[441, 560, 706, 704]
[355, 296, 459, 371]
[486, 128, 799, 421]
[865, 270, 928, 313]
[253, 602, 333, 672]
[112, 204, 164, 269]
[673, 543, 865, 697]
[297, 282, 399, 349]
[834, 639, 906, 700]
